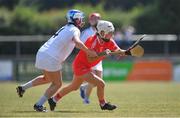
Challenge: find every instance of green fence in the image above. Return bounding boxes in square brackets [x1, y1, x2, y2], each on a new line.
[103, 60, 133, 81]
[15, 59, 133, 82]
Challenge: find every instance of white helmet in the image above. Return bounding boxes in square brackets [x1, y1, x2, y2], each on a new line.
[96, 20, 115, 39]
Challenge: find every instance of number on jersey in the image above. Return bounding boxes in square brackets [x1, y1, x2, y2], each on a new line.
[53, 27, 65, 38]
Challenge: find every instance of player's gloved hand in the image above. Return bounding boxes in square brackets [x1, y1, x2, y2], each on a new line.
[97, 49, 111, 57]
[125, 49, 131, 55]
[104, 49, 111, 56]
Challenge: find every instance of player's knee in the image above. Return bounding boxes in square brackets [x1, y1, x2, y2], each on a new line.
[55, 82, 62, 88]
[42, 75, 50, 81]
[89, 83, 95, 88]
[57, 83, 62, 88]
[54, 78, 62, 86]
[91, 74, 105, 88]
[98, 80, 105, 88]
[101, 81, 105, 88]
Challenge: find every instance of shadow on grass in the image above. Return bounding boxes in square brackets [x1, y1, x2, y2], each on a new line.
[12, 110, 39, 113]
[55, 110, 104, 113]
[12, 110, 104, 114]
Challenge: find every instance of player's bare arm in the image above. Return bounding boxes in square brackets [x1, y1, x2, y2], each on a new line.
[109, 35, 145, 57]
[87, 49, 111, 62]
[87, 48, 125, 62]
[73, 36, 97, 57]
[109, 48, 126, 56]
[94, 35, 145, 57]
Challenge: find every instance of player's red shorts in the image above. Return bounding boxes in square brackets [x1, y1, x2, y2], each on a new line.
[73, 60, 92, 76]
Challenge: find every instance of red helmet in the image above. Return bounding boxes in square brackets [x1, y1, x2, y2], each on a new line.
[88, 13, 101, 26]
[89, 13, 101, 20]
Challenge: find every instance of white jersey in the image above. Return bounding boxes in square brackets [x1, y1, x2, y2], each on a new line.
[80, 27, 96, 43]
[38, 24, 80, 63]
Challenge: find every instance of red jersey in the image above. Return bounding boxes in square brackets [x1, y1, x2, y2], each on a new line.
[73, 35, 119, 76]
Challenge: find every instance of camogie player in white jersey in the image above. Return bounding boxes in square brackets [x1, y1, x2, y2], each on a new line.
[79, 13, 103, 104]
[16, 9, 97, 112]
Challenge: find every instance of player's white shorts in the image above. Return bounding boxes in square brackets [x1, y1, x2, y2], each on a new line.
[91, 61, 103, 71]
[35, 51, 62, 72]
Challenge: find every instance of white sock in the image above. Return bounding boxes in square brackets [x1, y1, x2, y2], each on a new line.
[53, 97, 57, 103]
[36, 95, 47, 106]
[100, 102, 106, 106]
[21, 81, 33, 90]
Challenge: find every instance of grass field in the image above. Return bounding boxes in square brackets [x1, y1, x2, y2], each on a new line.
[0, 82, 180, 117]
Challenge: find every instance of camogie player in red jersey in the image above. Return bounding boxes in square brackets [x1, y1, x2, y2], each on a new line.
[48, 20, 126, 111]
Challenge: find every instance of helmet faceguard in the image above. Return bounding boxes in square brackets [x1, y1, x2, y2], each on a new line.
[66, 9, 85, 28]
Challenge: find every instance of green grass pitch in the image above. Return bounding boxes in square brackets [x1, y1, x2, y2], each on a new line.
[0, 82, 180, 117]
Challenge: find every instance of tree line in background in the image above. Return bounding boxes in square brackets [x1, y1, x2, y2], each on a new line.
[0, 0, 179, 35]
